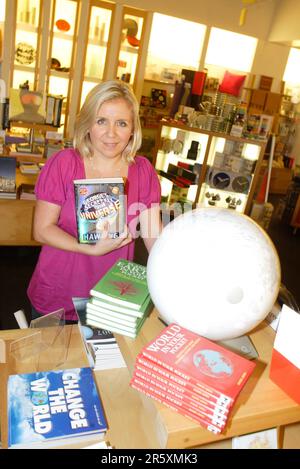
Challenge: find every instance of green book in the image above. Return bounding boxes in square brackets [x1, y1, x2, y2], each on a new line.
[90, 296, 153, 319]
[90, 260, 150, 311]
[86, 312, 148, 339]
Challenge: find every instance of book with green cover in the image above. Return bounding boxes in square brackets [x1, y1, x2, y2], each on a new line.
[90, 295, 153, 319]
[90, 260, 150, 311]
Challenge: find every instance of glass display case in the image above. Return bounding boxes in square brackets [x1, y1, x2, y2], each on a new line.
[79, 0, 114, 108]
[12, 0, 42, 90]
[46, 0, 79, 131]
[116, 6, 147, 90]
[153, 121, 266, 215]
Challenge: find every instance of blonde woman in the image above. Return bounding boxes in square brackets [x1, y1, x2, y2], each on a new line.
[27, 80, 162, 321]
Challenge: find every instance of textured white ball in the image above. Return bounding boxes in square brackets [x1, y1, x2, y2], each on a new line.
[147, 207, 281, 340]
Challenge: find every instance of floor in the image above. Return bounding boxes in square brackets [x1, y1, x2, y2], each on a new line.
[0, 197, 299, 330]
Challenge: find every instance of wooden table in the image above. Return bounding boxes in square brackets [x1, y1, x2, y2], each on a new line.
[0, 325, 158, 449]
[116, 311, 300, 448]
[1, 313, 300, 449]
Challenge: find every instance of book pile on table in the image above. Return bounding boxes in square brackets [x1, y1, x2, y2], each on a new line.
[86, 259, 153, 339]
[130, 323, 256, 434]
[73, 297, 126, 371]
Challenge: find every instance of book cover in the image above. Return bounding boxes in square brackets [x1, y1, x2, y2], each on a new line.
[7, 367, 107, 448]
[140, 323, 256, 402]
[136, 355, 231, 408]
[90, 259, 150, 310]
[130, 378, 221, 434]
[74, 178, 125, 244]
[0, 156, 16, 194]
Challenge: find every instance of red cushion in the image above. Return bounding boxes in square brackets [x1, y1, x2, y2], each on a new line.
[219, 71, 246, 97]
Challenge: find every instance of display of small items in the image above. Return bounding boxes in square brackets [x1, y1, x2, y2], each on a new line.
[205, 191, 220, 206]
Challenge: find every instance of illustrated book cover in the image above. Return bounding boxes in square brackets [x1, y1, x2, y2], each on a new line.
[74, 178, 125, 244]
[90, 259, 150, 311]
[7, 367, 107, 448]
[72, 297, 115, 342]
[139, 323, 256, 402]
[0, 156, 17, 196]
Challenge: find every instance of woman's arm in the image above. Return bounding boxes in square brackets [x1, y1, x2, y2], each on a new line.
[139, 204, 163, 253]
[33, 200, 132, 256]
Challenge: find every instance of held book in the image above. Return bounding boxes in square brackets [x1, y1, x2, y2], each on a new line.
[74, 178, 125, 244]
[138, 323, 256, 403]
[90, 259, 150, 311]
[7, 367, 107, 448]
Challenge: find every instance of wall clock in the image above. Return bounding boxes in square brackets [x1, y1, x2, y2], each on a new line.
[232, 175, 250, 194]
[212, 171, 231, 189]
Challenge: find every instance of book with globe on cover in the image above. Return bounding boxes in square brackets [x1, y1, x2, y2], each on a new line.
[74, 178, 125, 244]
[135, 355, 231, 409]
[7, 367, 107, 448]
[136, 323, 256, 403]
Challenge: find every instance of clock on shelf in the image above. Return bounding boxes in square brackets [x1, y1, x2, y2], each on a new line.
[152, 121, 266, 215]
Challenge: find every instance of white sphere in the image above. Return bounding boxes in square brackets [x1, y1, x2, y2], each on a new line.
[147, 208, 281, 340]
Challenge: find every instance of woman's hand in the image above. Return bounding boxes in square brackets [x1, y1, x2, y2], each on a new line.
[87, 223, 133, 256]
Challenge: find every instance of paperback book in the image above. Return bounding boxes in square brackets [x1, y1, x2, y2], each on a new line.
[7, 367, 107, 448]
[138, 323, 256, 403]
[133, 368, 228, 423]
[135, 355, 231, 408]
[74, 178, 125, 244]
[0, 156, 17, 199]
[90, 259, 150, 311]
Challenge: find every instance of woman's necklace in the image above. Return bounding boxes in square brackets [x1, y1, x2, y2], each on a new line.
[86, 156, 126, 178]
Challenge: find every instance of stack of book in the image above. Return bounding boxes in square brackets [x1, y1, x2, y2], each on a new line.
[130, 323, 256, 435]
[86, 259, 153, 339]
[72, 297, 126, 371]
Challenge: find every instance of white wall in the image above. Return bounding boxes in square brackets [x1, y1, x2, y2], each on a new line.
[115, 0, 279, 40]
[269, 0, 300, 43]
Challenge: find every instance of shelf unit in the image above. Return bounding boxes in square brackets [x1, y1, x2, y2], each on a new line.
[1, 0, 150, 138]
[153, 121, 266, 215]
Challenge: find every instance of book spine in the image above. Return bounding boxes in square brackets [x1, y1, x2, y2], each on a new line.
[134, 368, 228, 423]
[133, 374, 226, 429]
[140, 352, 233, 406]
[134, 362, 229, 416]
[130, 378, 222, 434]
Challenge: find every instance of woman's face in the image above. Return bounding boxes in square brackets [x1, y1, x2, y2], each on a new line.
[89, 98, 133, 161]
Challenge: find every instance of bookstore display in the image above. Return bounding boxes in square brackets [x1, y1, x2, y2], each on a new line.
[131, 323, 255, 434]
[1, 309, 300, 449]
[74, 178, 125, 244]
[7, 367, 107, 448]
[87, 259, 153, 339]
[153, 120, 266, 214]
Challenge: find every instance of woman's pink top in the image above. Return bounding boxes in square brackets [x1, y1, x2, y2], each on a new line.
[27, 149, 161, 319]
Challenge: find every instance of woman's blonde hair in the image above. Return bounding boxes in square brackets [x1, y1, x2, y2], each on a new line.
[73, 80, 142, 163]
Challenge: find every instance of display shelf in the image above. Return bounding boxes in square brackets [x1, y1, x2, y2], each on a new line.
[153, 121, 266, 215]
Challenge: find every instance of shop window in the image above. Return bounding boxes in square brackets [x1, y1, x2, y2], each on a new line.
[145, 13, 206, 83]
[205, 27, 257, 77]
